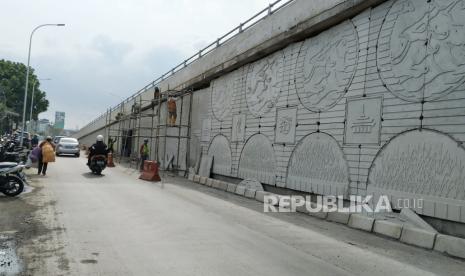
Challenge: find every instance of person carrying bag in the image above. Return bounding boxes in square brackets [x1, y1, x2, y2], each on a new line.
[38, 136, 56, 176]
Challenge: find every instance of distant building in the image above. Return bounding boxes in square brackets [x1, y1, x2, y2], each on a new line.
[55, 112, 65, 129]
[37, 119, 50, 133]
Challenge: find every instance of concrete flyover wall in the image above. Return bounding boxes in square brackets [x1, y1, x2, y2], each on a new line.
[76, 0, 465, 223]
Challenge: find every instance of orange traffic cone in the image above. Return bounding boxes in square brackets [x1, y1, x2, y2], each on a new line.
[107, 152, 115, 167]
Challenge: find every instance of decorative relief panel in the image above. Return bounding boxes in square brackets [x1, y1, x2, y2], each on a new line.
[231, 114, 246, 142]
[208, 135, 232, 176]
[296, 20, 358, 112]
[287, 133, 349, 196]
[211, 71, 235, 121]
[245, 51, 284, 117]
[201, 118, 211, 142]
[368, 129, 465, 201]
[275, 107, 297, 144]
[344, 97, 382, 145]
[238, 134, 276, 185]
[378, 0, 465, 102]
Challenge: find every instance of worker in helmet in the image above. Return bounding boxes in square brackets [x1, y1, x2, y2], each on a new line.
[139, 138, 150, 171]
[87, 134, 108, 166]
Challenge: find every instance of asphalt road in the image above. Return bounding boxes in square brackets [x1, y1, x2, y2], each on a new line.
[2, 153, 465, 275]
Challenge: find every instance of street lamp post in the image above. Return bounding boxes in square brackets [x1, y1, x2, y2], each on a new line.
[29, 78, 51, 132]
[20, 23, 65, 147]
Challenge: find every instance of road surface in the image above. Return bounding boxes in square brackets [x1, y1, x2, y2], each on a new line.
[1, 153, 464, 275]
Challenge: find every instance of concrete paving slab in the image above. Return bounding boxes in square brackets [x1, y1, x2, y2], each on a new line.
[434, 234, 465, 259]
[327, 212, 351, 225]
[218, 181, 229, 191]
[226, 183, 237, 193]
[235, 186, 246, 196]
[199, 176, 207, 185]
[244, 189, 256, 199]
[400, 227, 436, 249]
[206, 178, 214, 187]
[193, 175, 200, 183]
[373, 220, 403, 239]
[348, 214, 375, 232]
[211, 179, 221, 189]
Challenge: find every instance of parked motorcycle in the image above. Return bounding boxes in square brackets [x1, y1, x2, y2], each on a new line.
[88, 155, 107, 175]
[0, 163, 26, 197]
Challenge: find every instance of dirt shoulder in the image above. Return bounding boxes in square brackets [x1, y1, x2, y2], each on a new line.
[0, 172, 69, 275]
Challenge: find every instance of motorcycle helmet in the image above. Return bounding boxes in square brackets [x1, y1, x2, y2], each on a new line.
[96, 135, 104, 142]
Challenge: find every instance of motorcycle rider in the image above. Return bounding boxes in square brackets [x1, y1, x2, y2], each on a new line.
[87, 135, 108, 166]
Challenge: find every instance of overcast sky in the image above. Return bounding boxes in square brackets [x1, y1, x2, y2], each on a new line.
[0, 0, 272, 129]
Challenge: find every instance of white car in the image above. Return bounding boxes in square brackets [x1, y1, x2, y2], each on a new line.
[56, 138, 80, 157]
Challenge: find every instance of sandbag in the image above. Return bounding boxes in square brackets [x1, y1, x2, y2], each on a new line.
[42, 144, 56, 163]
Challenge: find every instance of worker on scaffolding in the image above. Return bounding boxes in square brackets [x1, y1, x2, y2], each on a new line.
[139, 138, 150, 171]
[167, 95, 178, 126]
[108, 136, 117, 153]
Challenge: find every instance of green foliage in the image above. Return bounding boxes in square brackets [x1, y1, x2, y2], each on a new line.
[0, 59, 49, 123]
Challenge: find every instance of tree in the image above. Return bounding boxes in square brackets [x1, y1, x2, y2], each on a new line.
[0, 59, 49, 125]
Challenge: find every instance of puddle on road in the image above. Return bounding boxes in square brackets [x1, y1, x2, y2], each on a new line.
[0, 235, 22, 275]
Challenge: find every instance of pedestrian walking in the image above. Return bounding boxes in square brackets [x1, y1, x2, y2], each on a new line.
[31, 134, 39, 148]
[38, 136, 56, 176]
[139, 138, 149, 171]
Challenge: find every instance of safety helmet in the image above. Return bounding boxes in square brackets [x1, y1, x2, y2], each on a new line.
[96, 135, 104, 142]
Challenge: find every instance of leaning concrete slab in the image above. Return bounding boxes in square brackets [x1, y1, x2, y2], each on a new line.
[400, 208, 437, 233]
[373, 220, 403, 239]
[199, 176, 207, 185]
[188, 173, 194, 181]
[327, 212, 351, 225]
[193, 175, 200, 183]
[400, 227, 436, 249]
[348, 214, 374, 232]
[434, 234, 465, 259]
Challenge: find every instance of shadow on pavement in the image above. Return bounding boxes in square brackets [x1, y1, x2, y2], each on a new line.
[81, 172, 105, 179]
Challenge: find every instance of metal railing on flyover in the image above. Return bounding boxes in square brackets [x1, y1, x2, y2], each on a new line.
[81, 0, 295, 132]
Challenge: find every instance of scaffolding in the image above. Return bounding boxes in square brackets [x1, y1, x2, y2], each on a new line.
[104, 87, 194, 175]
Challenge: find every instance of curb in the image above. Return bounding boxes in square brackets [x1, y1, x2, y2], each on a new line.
[400, 226, 436, 249]
[348, 214, 375, 232]
[189, 176, 465, 260]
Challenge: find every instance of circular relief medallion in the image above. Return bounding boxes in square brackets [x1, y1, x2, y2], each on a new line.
[296, 20, 358, 112]
[246, 51, 283, 117]
[211, 71, 235, 121]
[377, 0, 465, 102]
